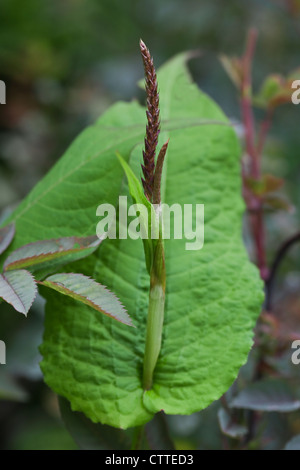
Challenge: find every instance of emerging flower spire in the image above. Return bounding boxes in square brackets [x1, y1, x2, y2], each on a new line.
[140, 39, 168, 203]
[139, 41, 168, 390]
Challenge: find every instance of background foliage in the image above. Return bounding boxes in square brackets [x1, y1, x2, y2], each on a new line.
[0, 0, 299, 450]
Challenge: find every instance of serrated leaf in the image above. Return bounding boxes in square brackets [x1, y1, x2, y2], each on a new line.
[42, 273, 133, 327]
[0, 269, 37, 315]
[3, 235, 101, 274]
[5, 53, 263, 428]
[0, 223, 15, 255]
[230, 379, 300, 412]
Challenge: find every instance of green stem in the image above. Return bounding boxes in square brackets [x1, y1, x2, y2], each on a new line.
[131, 425, 146, 450]
[143, 236, 166, 390]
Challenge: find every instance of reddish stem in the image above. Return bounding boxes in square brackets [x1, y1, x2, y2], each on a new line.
[240, 29, 268, 280]
[256, 108, 274, 159]
[241, 29, 259, 179]
[250, 209, 268, 281]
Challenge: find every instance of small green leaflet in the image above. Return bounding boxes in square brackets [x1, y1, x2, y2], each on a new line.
[117, 152, 158, 273]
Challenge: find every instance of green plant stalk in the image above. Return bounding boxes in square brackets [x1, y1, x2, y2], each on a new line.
[131, 425, 146, 450]
[143, 234, 166, 390]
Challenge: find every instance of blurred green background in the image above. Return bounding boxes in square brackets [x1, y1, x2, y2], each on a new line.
[0, 0, 299, 450]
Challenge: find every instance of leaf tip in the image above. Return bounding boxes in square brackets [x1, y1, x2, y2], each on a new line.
[139, 38, 147, 51]
[0, 222, 16, 256]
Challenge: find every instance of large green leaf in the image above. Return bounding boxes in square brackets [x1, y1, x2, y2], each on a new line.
[4, 53, 264, 429]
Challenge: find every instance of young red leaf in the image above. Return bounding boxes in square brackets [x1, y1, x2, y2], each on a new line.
[0, 269, 37, 316]
[0, 223, 15, 256]
[220, 55, 244, 89]
[41, 273, 134, 327]
[245, 174, 284, 196]
[4, 235, 101, 273]
[263, 195, 294, 212]
[253, 73, 299, 109]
